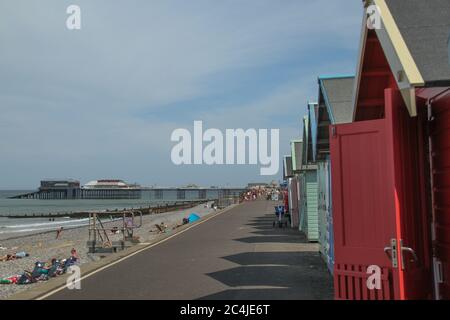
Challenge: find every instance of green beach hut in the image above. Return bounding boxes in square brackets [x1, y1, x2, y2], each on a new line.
[298, 104, 319, 242]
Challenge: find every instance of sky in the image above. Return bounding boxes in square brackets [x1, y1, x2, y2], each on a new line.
[0, 0, 362, 189]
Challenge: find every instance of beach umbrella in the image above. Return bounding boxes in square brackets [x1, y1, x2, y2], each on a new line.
[188, 213, 200, 223]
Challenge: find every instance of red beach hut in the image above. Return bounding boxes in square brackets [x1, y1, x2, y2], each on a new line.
[330, 0, 450, 300]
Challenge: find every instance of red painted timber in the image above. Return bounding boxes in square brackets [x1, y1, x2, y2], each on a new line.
[430, 93, 450, 299]
[330, 89, 433, 300]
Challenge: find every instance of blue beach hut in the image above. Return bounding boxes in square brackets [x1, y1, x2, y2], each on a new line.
[315, 75, 355, 274]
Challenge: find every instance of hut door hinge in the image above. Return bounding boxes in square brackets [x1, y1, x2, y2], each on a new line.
[434, 259, 444, 284]
[331, 126, 337, 138]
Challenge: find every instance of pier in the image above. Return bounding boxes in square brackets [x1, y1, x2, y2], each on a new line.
[8, 180, 246, 202]
[145, 187, 245, 202]
[9, 179, 142, 200]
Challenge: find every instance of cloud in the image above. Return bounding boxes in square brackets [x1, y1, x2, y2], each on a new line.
[0, 0, 362, 188]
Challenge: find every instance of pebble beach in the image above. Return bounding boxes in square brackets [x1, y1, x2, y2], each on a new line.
[0, 202, 215, 299]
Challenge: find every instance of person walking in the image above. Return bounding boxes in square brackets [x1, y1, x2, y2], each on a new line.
[56, 227, 64, 239]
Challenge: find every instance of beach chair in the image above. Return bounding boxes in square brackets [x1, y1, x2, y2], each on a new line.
[154, 223, 167, 234]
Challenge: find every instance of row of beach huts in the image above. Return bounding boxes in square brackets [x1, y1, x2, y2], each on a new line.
[282, 0, 450, 300]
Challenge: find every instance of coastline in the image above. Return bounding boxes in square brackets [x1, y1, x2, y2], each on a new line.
[0, 201, 215, 300]
[0, 199, 206, 219]
[0, 200, 206, 241]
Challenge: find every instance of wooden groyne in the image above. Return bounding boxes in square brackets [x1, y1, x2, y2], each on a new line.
[1, 200, 209, 219]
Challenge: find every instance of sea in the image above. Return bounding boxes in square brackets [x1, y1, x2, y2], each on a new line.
[0, 189, 218, 236]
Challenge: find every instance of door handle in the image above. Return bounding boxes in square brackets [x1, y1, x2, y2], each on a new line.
[400, 241, 418, 262]
[402, 246, 418, 262]
[400, 240, 418, 270]
[384, 246, 392, 257]
[385, 239, 418, 270]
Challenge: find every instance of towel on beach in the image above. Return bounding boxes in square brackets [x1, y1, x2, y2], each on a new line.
[188, 213, 200, 223]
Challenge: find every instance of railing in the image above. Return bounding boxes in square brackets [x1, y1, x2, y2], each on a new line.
[87, 210, 143, 253]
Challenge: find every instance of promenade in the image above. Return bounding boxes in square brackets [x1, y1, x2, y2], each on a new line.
[46, 200, 333, 300]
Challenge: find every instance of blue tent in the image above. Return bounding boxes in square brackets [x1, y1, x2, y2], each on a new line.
[188, 213, 200, 223]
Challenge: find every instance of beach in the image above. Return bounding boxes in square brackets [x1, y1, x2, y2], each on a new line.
[0, 201, 215, 299]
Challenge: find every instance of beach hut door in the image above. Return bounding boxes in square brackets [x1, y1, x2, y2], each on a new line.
[330, 90, 432, 300]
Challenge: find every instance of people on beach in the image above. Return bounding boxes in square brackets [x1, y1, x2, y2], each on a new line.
[55, 226, 64, 239]
[0, 252, 30, 262]
[59, 248, 79, 273]
[154, 222, 167, 234]
[1, 248, 79, 285]
[111, 226, 120, 234]
[70, 248, 79, 261]
[0, 275, 20, 284]
[0, 254, 14, 262]
[45, 259, 60, 278]
[15, 251, 29, 258]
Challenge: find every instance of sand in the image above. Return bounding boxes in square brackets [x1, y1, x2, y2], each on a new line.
[0, 202, 215, 299]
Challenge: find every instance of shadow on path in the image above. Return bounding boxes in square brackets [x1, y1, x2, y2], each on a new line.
[199, 203, 333, 300]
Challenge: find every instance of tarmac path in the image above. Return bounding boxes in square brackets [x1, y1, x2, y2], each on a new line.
[46, 200, 333, 300]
